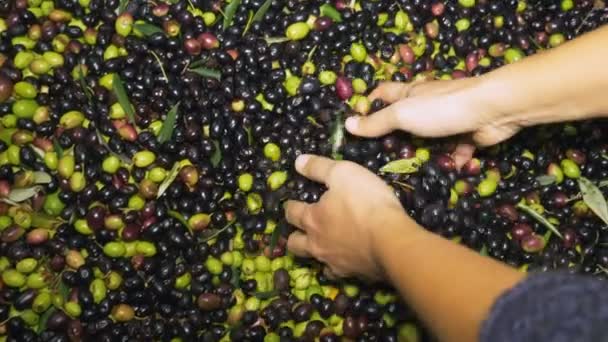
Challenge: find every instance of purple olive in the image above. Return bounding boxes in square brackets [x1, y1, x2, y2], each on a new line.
[335, 76, 353, 100]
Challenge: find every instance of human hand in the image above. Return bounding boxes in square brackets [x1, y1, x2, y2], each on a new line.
[345, 78, 521, 167]
[285, 154, 415, 281]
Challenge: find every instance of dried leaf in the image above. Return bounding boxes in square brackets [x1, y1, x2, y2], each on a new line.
[536, 175, 556, 186]
[112, 74, 136, 125]
[134, 22, 164, 36]
[599, 179, 608, 188]
[189, 67, 222, 80]
[223, 0, 241, 30]
[33, 171, 52, 184]
[158, 102, 179, 143]
[252, 0, 272, 22]
[579, 177, 608, 226]
[330, 111, 344, 160]
[8, 186, 41, 202]
[516, 202, 563, 239]
[320, 3, 342, 22]
[380, 158, 421, 174]
[157, 162, 182, 199]
[211, 140, 222, 167]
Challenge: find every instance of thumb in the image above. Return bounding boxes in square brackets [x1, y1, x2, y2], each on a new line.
[345, 104, 401, 137]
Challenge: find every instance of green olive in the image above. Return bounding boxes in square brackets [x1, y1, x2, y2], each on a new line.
[284, 74, 301, 96]
[394, 10, 410, 31]
[267, 171, 288, 191]
[69, 172, 86, 192]
[26, 272, 47, 289]
[220, 251, 234, 266]
[352, 78, 367, 94]
[458, 0, 475, 7]
[205, 257, 223, 275]
[74, 219, 93, 235]
[90, 278, 107, 304]
[175, 272, 191, 289]
[29, 58, 51, 74]
[135, 241, 157, 257]
[16, 258, 38, 274]
[115, 13, 134, 37]
[128, 194, 145, 210]
[285, 22, 310, 40]
[2, 269, 26, 287]
[12, 99, 38, 118]
[264, 143, 281, 162]
[65, 301, 82, 317]
[102, 155, 121, 174]
[254, 255, 271, 273]
[133, 150, 156, 168]
[106, 271, 123, 290]
[505, 48, 524, 64]
[44, 151, 58, 170]
[57, 154, 75, 178]
[33, 292, 52, 313]
[238, 173, 254, 192]
[561, 0, 574, 11]
[455, 18, 470, 31]
[60, 110, 85, 129]
[246, 193, 263, 214]
[549, 33, 566, 48]
[14, 51, 35, 69]
[103, 241, 126, 258]
[43, 191, 65, 216]
[42, 51, 64, 67]
[20, 309, 39, 326]
[14, 81, 38, 99]
[103, 45, 119, 60]
[560, 159, 581, 179]
[242, 259, 255, 275]
[350, 42, 367, 63]
[318, 70, 337, 85]
[244, 296, 261, 311]
[477, 178, 498, 197]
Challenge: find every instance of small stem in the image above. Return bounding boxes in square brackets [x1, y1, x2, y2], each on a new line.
[149, 50, 169, 82]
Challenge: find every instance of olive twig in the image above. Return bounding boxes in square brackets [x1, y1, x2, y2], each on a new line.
[149, 51, 168, 82]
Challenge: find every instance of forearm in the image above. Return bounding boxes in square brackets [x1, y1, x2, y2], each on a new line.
[479, 24, 608, 127]
[374, 211, 525, 342]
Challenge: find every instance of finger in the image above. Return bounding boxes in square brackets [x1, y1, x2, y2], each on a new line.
[284, 200, 312, 230]
[344, 103, 401, 137]
[451, 138, 476, 170]
[368, 82, 412, 103]
[287, 231, 311, 258]
[295, 154, 336, 184]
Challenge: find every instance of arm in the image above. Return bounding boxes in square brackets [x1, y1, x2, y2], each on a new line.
[285, 155, 524, 342]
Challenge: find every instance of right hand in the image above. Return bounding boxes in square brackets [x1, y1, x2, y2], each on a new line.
[345, 78, 520, 167]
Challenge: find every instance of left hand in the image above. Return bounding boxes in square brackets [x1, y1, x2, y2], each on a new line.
[285, 154, 416, 281]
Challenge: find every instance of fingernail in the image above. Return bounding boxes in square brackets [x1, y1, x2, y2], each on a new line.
[295, 154, 310, 171]
[345, 116, 359, 132]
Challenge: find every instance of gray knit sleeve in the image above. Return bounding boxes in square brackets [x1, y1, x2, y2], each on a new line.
[480, 272, 608, 342]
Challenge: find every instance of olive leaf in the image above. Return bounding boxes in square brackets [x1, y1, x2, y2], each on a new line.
[379, 158, 421, 174]
[230, 266, 241, 288]
[112, 74, 136, 125]
[242, 10, 254, 35]
[168, 210, 192, 230]
[306, 116, 323, 128]
[33, 171, 52, 184]
[252, 0, 272, 23]
[244, 126, 253, 145]
[330, 110, 344, 160]
[52, 138, 64, 159]
[201, 220, 236, 242]
[516, 202, 563, 239]
[188, 67, 222, 80]
[8, 186, 42, 202]
[158, 102, 179, 143]
[134, 22, 164, 36]
[536, 175, 556, 186]
[58, 280, 70, 299]
[264, 36, 290, 44]
[578, 177, 608, 226]
[77, 64, 92, 101]
[157, 162, 182, 199]
[211, 140, 222, 167]
[118, 0, 129, 14]
[599, 179, 608, 188]
[223, 0, 241, 29]
[31, 212, 62, 228]
[149, 50, 169, 82]
[37, 307, 56, 333]
[268, 221, 283, 253]
[320, 3, 342, 22]
[479, 245, 488, 256]
[188, 56, 209, 69]
[95, 129, 131, 164]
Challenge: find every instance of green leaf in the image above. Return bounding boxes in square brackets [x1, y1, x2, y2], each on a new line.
[37, 307, 56, 333]
[479, 245, 488, 256]
[157, 162, 182, 199]
[188, 67, 222, 80]
[253, 290, 279, 300]
[118, 0, 129, 14]
[578, 177, 608, 226]
[330, 111, 344, 160]
[201, 220, 236, 242]
[112, 74, 136, 125]
[516, 202, 563, 239]
[134, 22, 164, 36]
[189, 56, 209, 69]
[536, 175, 556, 186]
[33, 171, 52, 184]
[52, 138, 63, 159]
[252, 0, 272, 22]
[230, 267, 241, 288]
[269, 222, 282, 253]
[264, 36, 290, 44]
[320, 3, 342, 22]
[168, 210, 192, 230]
[31, 212, 62, 228]
[77, 64, 92, 101]
[380, 158, 421, 174]
[8, 186, 41, 202]
[242, 10, 254, 35]
[223, 0, 241, 30]
[58, 280, 70, 299]
[211, 140, 222, 167]
[306, 116, 323, 128]
[158, 102, 179, 143]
